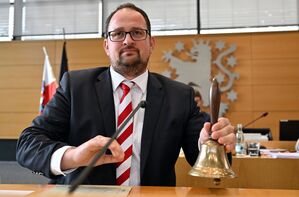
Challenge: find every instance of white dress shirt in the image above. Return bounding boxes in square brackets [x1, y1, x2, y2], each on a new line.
[50, 66, 148, 186]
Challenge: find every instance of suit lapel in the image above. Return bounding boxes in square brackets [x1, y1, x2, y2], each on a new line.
[140, 73, 164, 179]
[94, 69, 116, 138]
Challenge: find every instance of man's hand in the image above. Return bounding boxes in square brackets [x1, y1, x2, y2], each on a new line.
[199, 117, 236, 152]
[61, 135, 124, 171]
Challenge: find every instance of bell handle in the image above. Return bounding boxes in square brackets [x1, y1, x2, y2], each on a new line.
[209, 78, 221, 135]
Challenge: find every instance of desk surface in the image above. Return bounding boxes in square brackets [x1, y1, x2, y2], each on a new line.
[0, 184, 299, 197]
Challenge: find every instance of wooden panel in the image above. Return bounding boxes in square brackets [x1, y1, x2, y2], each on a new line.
[0, 40, 57, 66]
[3, 184, 299, 197]
[226, 111, 254, 127]
[71, 63, 108, 71]
[0, 63, 109, 89]
[252, 31, 299, 59]
[0, 113, 36, 138]
[0, 65, 43, 89]
[54, 39, 109, 65]
[252, 85, 299, 111]
[0, 89, 40, 113]
[252, 59, 299, 85]
[233, 59, 252, 85]
[227, 85, 253, 112]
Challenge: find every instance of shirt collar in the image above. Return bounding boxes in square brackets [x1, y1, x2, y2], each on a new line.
[110, 66, 148, 94]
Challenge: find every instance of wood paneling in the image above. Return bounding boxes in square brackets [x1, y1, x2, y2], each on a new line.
[0, 113, 36, 139]
[233, 59, 252, 85]
[0, 89, 40, 112]
[0, 41, 57, 66]
[252, 85, 299, 111]
[2, 184, 299, 196]
[0, 31, 299, 139]
[0, 65, 43, 89]
[226, 85, 253, 111]
[252, 59, 299, 85]
[251, 32, 299, 59]
[56, 39, 109, 65]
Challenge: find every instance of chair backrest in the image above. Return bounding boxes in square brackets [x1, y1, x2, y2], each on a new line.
[0, 161, 49, 184]
[280, 120, 299, 141]
[0, 139, 49, 184]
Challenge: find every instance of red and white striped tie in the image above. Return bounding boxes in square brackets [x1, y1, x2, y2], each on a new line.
[116, 81, 134, 186]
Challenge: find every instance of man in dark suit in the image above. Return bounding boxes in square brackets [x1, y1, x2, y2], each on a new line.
[16, 3, 236, 186]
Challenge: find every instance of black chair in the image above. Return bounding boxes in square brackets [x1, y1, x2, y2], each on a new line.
[0, 139, 49, 184]
[279, 120, 299, 141]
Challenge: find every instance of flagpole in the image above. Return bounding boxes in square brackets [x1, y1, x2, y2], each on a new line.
[42, 46, 48, 57]
[62, 28, 66, 41]
[59, 28, 69, 82]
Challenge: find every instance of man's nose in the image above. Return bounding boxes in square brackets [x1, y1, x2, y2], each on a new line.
[123, 32, 134, 44]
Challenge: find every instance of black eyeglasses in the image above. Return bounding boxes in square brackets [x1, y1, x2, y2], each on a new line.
[107, 29, 149, 42]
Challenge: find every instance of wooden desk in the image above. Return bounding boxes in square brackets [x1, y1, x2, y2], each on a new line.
[129, 186, 299, 197]
[0, 184, 299, 197]
[176, 155, 299, 189]
[259, 140, 296, 150]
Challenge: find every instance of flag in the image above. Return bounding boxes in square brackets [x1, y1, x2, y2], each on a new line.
[59, 41, 69, 82]
[39, 47, 58, 114]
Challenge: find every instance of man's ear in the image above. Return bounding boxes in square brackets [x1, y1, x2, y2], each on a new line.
[149, 36, 155, 53]
[103, 39, 109, 56]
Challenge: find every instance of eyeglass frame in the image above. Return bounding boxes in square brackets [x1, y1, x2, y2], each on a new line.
[106, 29, 150, 42]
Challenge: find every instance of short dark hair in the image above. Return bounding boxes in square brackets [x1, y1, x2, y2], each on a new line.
[188, 82, 202, 99]
[104, 3, 151, 37]
[194, 90, 202, 100]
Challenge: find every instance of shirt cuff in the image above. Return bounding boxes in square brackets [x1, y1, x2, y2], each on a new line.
[50, 145, 77, 176]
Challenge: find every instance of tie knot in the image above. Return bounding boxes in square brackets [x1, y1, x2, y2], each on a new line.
[121, 81, 134, 91]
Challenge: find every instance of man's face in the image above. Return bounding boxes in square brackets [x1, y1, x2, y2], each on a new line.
[194, 96, 203, 108]
[103, 8, 155, 77]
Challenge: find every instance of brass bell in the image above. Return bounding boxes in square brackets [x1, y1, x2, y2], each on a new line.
[189, 78, 236, 182]
[188, 139, 235, 179]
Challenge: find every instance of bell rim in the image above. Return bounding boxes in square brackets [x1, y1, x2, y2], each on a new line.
[188, 167, 236, 179]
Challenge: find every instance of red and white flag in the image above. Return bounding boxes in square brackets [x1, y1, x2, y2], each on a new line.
[39, 47, 58, 114]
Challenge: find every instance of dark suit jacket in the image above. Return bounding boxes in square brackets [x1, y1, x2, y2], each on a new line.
[16, 67, 209, 186]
